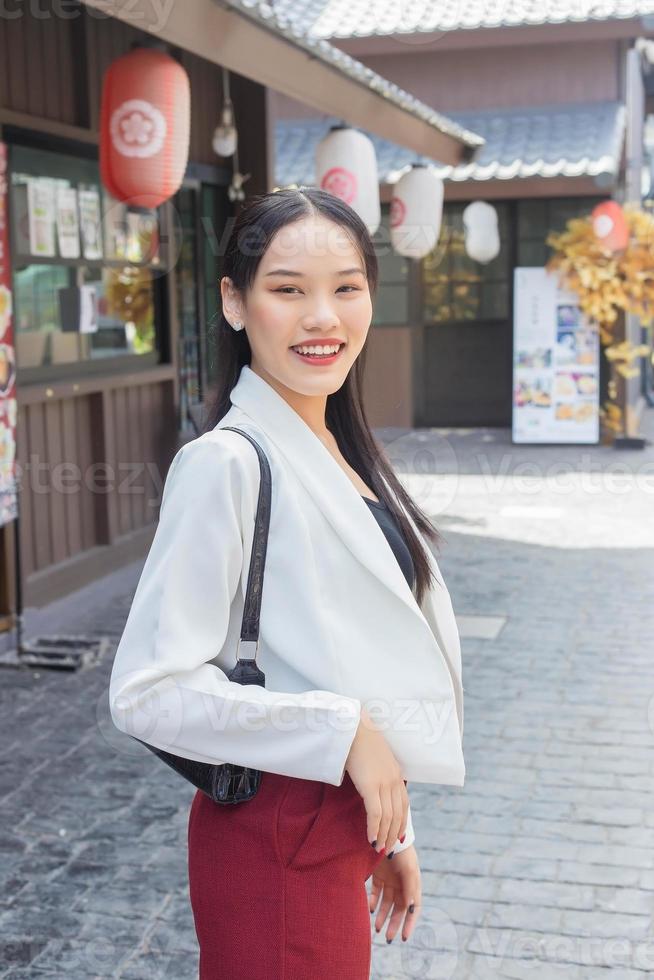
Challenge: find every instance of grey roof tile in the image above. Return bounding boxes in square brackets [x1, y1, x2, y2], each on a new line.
[270, 0, 654, 38]
[223, 0, 483, 149]
[274, 101, 625, 186]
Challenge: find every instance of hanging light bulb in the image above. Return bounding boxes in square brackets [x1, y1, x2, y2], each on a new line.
[212, 104, 237, 157]
[212, 68, 238, 158]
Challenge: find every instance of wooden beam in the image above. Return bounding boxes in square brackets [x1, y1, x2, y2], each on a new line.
[380, 175, 612, 203]
[0, 107, 97, 144]
[16, 364, 175, 406]
[78, 0, 477, 167]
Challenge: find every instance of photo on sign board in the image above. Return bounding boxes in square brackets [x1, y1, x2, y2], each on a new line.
[516, 347, 552, 369]
[554, 371, 597, 399]
[514, 375, 552, 408]
[556, 304, 582, 329]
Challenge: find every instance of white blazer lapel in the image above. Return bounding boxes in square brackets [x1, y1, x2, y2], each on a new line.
[379, 469, 464, 737]
[224, 365, 427, 625]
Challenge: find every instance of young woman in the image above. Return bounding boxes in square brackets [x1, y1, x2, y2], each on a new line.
[109, 187, 465, 979]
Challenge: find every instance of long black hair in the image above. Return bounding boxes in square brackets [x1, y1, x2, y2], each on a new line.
[203, 186, 443, 606]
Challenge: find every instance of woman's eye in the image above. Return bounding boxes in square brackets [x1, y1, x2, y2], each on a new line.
[274, 286, 359, 294]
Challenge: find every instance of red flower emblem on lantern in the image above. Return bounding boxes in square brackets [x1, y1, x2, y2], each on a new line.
[110, 99, 167, 159]
[390, 196, 406, 228]
[320, 167, 358, 204]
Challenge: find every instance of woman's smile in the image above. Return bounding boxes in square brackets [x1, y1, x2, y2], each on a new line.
[289, 340, 347, 366]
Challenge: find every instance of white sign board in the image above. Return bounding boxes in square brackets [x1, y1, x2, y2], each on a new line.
[512, 267, 600, 444]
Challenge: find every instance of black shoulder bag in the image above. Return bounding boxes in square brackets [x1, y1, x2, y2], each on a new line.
[130, 426, 272, 805]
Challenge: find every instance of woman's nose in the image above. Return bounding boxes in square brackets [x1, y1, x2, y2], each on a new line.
[305, 299, 340, 328]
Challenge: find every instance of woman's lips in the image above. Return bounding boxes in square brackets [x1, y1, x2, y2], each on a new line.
[290, 343, 345, 366]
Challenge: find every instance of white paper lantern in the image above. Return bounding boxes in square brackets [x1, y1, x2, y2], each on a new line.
[316, 125, 381, 235]
[390, 164, 444, 259]
[463, 201, 500, 263]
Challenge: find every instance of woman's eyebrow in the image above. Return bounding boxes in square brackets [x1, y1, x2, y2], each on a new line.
[264, 267, 365, 278]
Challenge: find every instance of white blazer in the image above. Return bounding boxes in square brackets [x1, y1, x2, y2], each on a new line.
[109, 364, 465, 853]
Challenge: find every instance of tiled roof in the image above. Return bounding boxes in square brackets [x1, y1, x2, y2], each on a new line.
[274, 101, 625, 186]
[222, 1, 483, 151]
[269, 0, 654, 38]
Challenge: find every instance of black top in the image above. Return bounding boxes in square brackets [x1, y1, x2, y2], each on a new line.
[362, 495, 415, 591]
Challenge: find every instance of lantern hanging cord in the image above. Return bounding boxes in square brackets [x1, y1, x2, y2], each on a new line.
[222, 66, 232, 110]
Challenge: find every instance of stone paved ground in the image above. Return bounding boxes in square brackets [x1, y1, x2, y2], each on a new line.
[1, 409, 653, 979]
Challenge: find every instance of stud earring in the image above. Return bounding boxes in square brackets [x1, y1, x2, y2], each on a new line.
[231, 320, 245, 331]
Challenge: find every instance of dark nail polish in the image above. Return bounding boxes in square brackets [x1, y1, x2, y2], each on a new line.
[399, 835, 406, 843]
[402, 936, 407, 942]
[408, 903, 415, 913]
[387, 850, 395, 859]
[371, 840, 377, 848]
[375, 927, 380, 933]
[386, 938, 393, 944]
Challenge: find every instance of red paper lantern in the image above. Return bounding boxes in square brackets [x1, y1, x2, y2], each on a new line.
[591, 201, 629, 253]
[100, 46, 190, 208]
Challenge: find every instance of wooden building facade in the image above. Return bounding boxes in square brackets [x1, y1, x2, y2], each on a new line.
[0, 3, 268, 617]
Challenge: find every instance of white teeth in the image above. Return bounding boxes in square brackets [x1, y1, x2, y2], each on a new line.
[293, 344, 341, 355]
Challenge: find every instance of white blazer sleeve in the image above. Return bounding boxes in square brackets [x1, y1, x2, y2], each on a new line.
[393, 800, 415, 853]
[108, 435, 362, 787]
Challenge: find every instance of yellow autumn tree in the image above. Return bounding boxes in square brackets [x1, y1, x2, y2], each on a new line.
[546, 206, 654, 435]
[105, 266, 155, 355]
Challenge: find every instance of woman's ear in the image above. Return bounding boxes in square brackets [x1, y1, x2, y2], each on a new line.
[220, 276, 244, 325]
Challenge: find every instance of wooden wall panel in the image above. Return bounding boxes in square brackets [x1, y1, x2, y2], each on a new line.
[24, 13, 46, 119]
[26, 404, 51, 571]
[75, 393, 96, 553]
[16, 378, 175, 581]
[44, 399, 67, 567]
[61, 398, 83, 556]
[181, 52, 225, 166]
[112, 385, 131, 538]
[16, 404, 32, 578]
[0, 0, 81, 124]
[363, 327, 413, 429]
[5, 10, 29, 115]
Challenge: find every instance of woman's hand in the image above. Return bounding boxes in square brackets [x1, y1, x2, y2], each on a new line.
[369, 845, 422, 943]
[345, 706, 409, 854]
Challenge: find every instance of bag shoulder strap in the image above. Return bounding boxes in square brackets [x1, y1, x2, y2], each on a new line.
[219, 426, 272, 648]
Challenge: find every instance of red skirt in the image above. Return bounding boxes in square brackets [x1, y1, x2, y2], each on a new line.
[187, 769, 386, 979]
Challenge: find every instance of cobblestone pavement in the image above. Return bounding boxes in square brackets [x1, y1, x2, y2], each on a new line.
[1, 411, 653, 978]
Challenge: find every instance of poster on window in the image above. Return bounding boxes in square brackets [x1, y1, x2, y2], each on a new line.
[513, 267, 599, 444]
[55, 186, 81, 259]
[27, 176, 56, 257]
[0, 143, 18, 526]
[78, 188, 103, 260]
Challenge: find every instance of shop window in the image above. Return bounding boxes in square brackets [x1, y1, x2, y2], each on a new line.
[422, 201, 511, 323]
[516, 196, 603, 266]
[9, 143, 162, 375]
[173, 180, 230, 433]
[371, 203, 410, 325]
